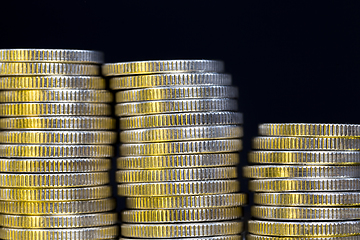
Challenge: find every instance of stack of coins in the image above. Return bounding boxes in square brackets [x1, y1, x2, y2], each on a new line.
[0, 49, 118, 239]
[103, 60, 246, 239]
[244, 123, 360, 240]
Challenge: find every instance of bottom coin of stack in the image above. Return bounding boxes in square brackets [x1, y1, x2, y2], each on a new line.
[244, 123, 360, 240]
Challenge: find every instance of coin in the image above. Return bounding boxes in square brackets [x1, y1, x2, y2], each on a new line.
[120, 112, 243, 130]
[0, 172, 109, 188]
[120, 236, 242, 240]
[251, 205, 360, 220]
[109, 73, 232, 90]
[120, 139, 242, 156]
[118, 180, 240, 196]
[126, 193, 247, 209]
[248, 151, 360, 165]
[122, 207, 242, 223]
[117, 167, 237, 183]
[120, 125, 242, 143]
[116, 99, 237, 116]
[121, 221, 243, 238]
[259, 123, 360, 137]
[249, 178, 360, 192]
[254, 192, 360, 206]
[0, 90, 112, 102]
[0, 198, 115, 214]
[0, 158, 111, 172]
[247, 234, 360, 240]
[243, 165, 360, 178]
[117, 153, 239, 169]
[253, 136, 360, 150]
[102, 60, 224, 76]
[0, 131, 116, 144]
[0, 212, 117, 228]
[248, 220, 360, 236]
[0, 117, 115, 130]
[0, 186, 111, 201]
[0, 76, 105, 90]
[0, 62, 99, 76]
[0, 144, 113, 158]
[116, 86, 238, 102]
[0, 103, 111, 116]
[0, 226, 118, 240]
[0, 49, 103, 63]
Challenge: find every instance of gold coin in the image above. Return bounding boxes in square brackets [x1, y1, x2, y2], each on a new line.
[0, 198, 115, 215]
[0, 144, 113, 158]
[0, 172, 109, 188]
[0, 49, 103, 63]
[122, 207, 242, 223]
[0, 226, 118, 240]
[0, 103, 110, 116]
[126, 193, 247, 209]
[0, 131, 116, 144]
[0, 76, 105, 90]
[254, 192, 360, 206]
[0, 186, 111, 201]
[102, 60, 224, 76]
[118, 180, 240, 197]
[247, 234, 360, 240]
[117, 153, 239, 169]
[249, 178, 360, 192]
[0, 212, 117, 228]
[121, 221, 243, 238]
[253, 136, 360, 150]
[251, 205, 360, 220]
[120, 125, 242, 143]
[120, 139, 242, 156]
[248, 151, 360, 165]
[116, 167, 237, 183]
[116, 86, 238, 102]
[0, 90, 112, 102]
[116, 99, 237, 116]
[243, 165, 360, 178]
[248, 220, 360, 236]
[0, 117, 115, 130]
[109, 73, 232, 90]
[259, 123, 360, 137]
[120, 111, 243, 130]
[0, 62, 99, 76]
[0, 158, 110, 172]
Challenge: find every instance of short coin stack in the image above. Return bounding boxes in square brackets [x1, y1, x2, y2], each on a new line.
[0, 49, 118, 239]
[244, 123, 360, 240]
[103, 60, 246, 239]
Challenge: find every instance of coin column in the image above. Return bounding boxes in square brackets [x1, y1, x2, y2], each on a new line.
[103, 60, 247, 239]
[0, 49, 118, 239]
[244, 123, 360, 239]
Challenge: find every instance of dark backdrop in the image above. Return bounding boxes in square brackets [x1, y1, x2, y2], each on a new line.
[2, 0, 360, 223]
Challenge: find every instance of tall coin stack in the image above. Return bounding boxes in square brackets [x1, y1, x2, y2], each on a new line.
[103, 60, 247, 240]
[0, 49, 118, 240]
[244, 123, 360, 240]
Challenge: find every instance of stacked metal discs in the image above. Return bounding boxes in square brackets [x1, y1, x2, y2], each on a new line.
[0, 49, 118, 239]
[244, 123, 360, 240]
[103, 60, 246, 240]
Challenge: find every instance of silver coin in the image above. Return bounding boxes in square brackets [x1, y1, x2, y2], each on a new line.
[252, 205, 360, 220]
[102, 59, 224, 76]
[0, 49, 103, 63]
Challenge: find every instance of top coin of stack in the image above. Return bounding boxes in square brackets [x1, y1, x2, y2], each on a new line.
[244, 123, 360, 240]
[103, 60, 246, 239]
[0, 49, 118, 240]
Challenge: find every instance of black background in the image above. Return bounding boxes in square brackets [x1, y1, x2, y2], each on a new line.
[2, 0, 360, 223]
